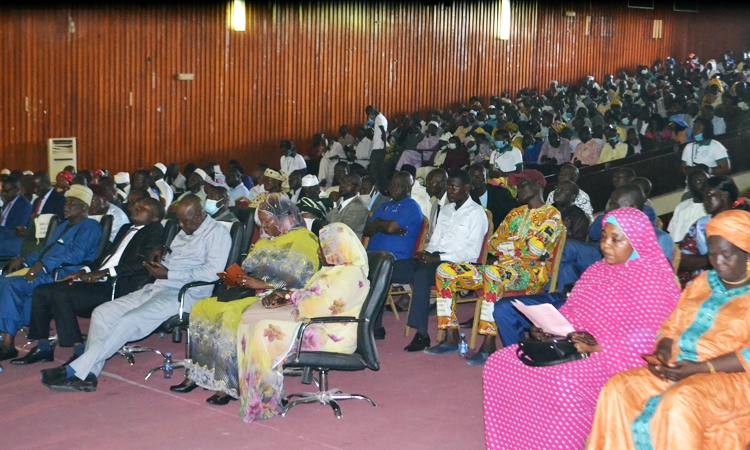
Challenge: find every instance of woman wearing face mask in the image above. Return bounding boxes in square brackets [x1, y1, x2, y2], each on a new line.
[488, 129, 523, 179]
[171, 193, 320, 406]
[204, 185, 239, 222]
[439, 136, 469, 176]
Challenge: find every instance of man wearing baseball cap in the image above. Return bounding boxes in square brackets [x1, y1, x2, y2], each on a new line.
[426, 169, 563, 366]
[0, 184, 102, 360]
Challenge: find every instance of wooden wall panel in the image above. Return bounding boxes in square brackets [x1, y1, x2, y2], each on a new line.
[1, 1, 749, 174]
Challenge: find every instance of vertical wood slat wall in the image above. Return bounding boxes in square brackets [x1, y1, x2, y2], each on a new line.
[0, 1, 748, 174]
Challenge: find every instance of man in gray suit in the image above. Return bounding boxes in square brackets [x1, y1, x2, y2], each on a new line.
[325, 173, 369, 239]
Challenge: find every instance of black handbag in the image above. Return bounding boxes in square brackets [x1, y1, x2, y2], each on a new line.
[216, 284, 256, 303]
[516, 336, 588, 367]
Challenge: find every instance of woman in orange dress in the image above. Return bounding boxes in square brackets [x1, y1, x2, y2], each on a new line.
[588, 209, 750, 449]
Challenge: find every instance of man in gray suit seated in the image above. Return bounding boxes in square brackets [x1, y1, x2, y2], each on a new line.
[325, 173, 369, 239]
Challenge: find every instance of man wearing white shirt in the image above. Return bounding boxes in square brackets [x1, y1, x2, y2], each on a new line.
[702, 105, 726, 136]
[226, 167, 250, 206]
[668, 169, 708, 242]
[318, 139, 347, 188]
[89, 184, 129, 242]
[545, 164, 594, 220]
[680, 118, 729, 176]
[15, 198, 165, 366]
[151, 163, 174, 207]
[424, 168, 449, 243]
[366, 105, 389, 192]
[279, 140, 307, 178]
[354, 126, 374, 170]
[403, 170, 488, 352]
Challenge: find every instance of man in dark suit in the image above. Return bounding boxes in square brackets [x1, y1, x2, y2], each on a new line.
[0, 176, 33, 256]
[468, 164, 518, 232]
[12, 197, 166, 365]
[30, 171, 66, 221]
[325, 173, 369, 239]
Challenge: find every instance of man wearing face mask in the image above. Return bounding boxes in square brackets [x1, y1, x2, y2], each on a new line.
[359, 175, 387, 213]
[205, 185, 238, 223]
[488, 129, 523, 177]
[597, 125, 628, 164]
[570, 126, 603, 166]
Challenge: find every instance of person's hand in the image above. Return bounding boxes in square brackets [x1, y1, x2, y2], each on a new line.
[262, 289, 290, 308]
[414, 251, 440, 265]
[569, 331, 602, 353]
[148, 245, 165, 264]
[58, 269, 86, 284]
[539, 155, 549, 163]
[24, 262, 44, 284]
[660, 360, 706, 382]
[14, 226, 26, 237]
[232, 274, 271, 290]
[143, 260, 169, 279]
[529, 326, 553, 340]
[8, 257, 25, 273]
[395, 228, 407, 237]
[81, 270, 108, 283]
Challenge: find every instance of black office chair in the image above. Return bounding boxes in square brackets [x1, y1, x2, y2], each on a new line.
[281, 251, 394, 419]
[0, 215, 60, 275]
[230, 207, 255, 260]
[139, 221, 245, 378]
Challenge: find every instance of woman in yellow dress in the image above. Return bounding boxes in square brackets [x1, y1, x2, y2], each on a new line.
[236, 222, 370, 422]
[588, 209, 750, 449]
[170, 193, 319, 405]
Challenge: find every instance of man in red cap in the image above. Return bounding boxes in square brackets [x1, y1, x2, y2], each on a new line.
[425, 169, 563, 366]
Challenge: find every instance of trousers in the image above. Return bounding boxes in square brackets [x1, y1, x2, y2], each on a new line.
[492, 292, 566, 346]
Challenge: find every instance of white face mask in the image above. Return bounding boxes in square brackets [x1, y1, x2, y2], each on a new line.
[303, 217, 315, 230]
[447, 143, 457, 150]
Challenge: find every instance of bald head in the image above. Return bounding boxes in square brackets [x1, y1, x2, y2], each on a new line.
[425, 168, 449, 198]
[176, 194, 207, 235]
[558, 163, 579, 183]
[607, 184, 646, 213]
[390, 171, 413, 202]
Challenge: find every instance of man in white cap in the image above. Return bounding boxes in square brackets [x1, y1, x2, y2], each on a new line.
[114, 172, 131, 202]
[0, 184, 103, 360]
[176, 168, 208, 204]
[151, 163, 174, 207]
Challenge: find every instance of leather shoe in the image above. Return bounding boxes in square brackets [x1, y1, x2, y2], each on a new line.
[206, 393, 236, 405]
[63, 353, 80, 366]
[170, 379, 199, 393]
[403, 333, 431, 352]
[0, 346, 19, 361]
[44, 374, 98, 392]
[466, 349, 490, 366]
[40, 366, 68, 384]
[424, 342, 459, 355]
[11, 346, 55, 365]
[374, 327, 386, 341]
[459, 317, 474, 329]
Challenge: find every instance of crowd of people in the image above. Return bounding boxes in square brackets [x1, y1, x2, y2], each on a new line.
[1, 48, 750, 447]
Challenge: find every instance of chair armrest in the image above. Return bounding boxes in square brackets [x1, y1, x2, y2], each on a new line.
[290, 316, 368, 361]
[53, 262, 92, 281]
[177, 280, 222, 317]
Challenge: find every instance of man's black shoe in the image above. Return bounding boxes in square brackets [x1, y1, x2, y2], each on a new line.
[44, 374, 98, 393]
[403, 333, 431, 352]
[11, 346, 55, 365]
[40, 366, 68, 384]
[374, 327, 386, 341]
[170, 380, 199, 393]
[459, 317, 474, 329]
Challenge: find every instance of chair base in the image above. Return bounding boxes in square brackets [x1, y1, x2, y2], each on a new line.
[117, 346, 163, 365]
[281, 368, 376, 419]
[144, 358, 191, 380]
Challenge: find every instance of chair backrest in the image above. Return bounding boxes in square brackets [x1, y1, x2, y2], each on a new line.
[412, 216, 430, 256]
[356, 251, 395, 371]
[671, 243, 681, 275]
[477, 208, 493, 264]
[547, 227, 567, 293]
[43, 215, 60, 244]
[93, 215, 113, 261]
[229, 206, 254, 225]
[163, 219, 180, 248]
[225, 221, 245, 268]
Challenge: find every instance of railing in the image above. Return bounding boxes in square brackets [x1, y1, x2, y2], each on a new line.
[543, 127, 750, 212]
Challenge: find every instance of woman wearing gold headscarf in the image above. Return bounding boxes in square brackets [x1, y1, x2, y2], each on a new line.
[588, 209, 750, 449]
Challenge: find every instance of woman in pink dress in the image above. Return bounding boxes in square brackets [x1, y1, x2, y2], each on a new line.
[482, 207, 681, 449]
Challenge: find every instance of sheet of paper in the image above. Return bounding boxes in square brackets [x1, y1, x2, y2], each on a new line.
[511, 300, 575, 337]
[35, 214, 54, 240]
[6, 268, 30, 277]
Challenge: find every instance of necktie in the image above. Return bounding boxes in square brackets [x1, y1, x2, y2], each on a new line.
[0, 203, 11, 226]
[31, 198, 42, 218]
[99, 227, 137, 268]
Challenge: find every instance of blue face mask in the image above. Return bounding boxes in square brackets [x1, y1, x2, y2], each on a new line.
[204, 199, 221, 215]
[565, 112, 573, 120]
[621, 118, 630, 126]
[495, 140, 506, 148]
[609, 137, 618, 143]
[694, 132, 704, 141]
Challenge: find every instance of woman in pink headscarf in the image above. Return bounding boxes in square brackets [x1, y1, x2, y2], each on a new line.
[482, 207, 681, 450]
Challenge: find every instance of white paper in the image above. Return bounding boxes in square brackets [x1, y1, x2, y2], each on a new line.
[35, 214, 54, 240]
[511, 300, 575, 337]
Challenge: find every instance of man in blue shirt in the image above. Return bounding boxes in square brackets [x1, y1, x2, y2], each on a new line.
[364, 171, 423, 339]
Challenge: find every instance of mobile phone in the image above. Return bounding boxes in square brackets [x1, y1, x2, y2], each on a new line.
[641, 354, 665, 366]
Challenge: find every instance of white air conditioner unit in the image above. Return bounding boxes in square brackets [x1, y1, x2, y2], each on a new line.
[48, 137, 77, 176]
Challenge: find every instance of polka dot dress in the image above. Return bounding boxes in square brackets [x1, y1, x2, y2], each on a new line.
[482, 208, 682, 449]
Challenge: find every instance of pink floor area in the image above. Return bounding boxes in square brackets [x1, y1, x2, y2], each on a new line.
[0, 304, 485, 449]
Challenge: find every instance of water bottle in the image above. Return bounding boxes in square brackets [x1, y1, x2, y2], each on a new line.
[458, 333, 468, 359]
[163, 352, 173, 379]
